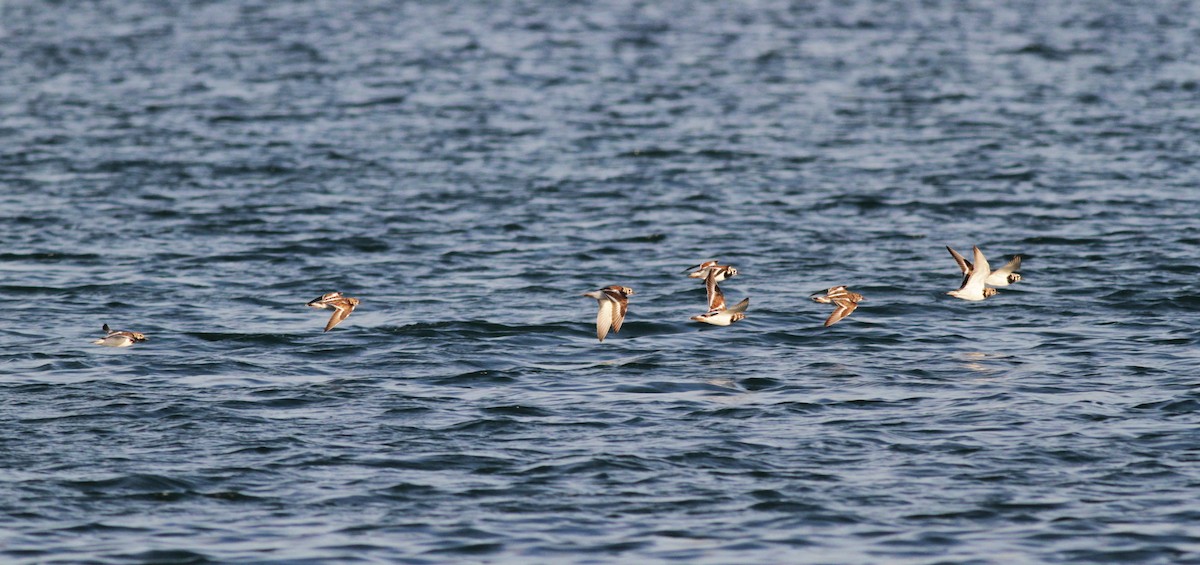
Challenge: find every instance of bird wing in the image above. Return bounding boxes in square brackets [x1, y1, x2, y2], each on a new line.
[989, 255, 1021, 277]
[958, 245, 991, 293]
[826, 286, 851, 300]
[308, 291, 342, 308]
[594, 298, 615, 341]
[685, 260, 718, 276]
[324, 300, 356, 332]
[824, 299, 859, 327]
[946, 245, 973, 284]
[726, 297, 750, 314]
[609, 292, 629, 334]
[705, 270, 726, 311]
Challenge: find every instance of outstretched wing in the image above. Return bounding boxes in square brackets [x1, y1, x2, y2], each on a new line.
[610, 293, 629, 335]
[324, 301, 357, 332]
[594, 298, 615, 341]
[958, 245, 991, 294]
[824, 299, 859, 327]
[946, 246, 973, 287]
[988, 255, 1021, 278]
[726, 297, 750, 314]
[705, 270, 726, 311]
[685, 260, 718, 277]
[826, 286, 852, 300]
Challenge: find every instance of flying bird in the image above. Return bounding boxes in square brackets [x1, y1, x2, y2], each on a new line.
[691, 270, 749, 326]
[811, 286, 865, 327]
[581, 285, 634, 342]
[685, 260, 738, 282]
[307, 291, 361, 332]
[947, 245, 1023, 287]
[946, 246, 998, 301]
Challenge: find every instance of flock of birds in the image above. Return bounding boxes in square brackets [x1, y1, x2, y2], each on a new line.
[577, 243, 1021, 342]
[90, 245, 1022, 347]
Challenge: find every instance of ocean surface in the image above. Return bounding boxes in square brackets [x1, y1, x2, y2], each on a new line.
[2, 1, 1199, 563]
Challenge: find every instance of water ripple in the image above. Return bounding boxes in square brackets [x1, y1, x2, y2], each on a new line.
[2, 1, 1200, 563]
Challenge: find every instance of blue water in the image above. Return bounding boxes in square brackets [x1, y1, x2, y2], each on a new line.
[2, 1, 1200, 562]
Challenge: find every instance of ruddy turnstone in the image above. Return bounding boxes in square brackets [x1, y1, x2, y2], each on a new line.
[691, 299, 750, 326]
[307, 291, 361, 332]
[947, 246, 998, 301]
[92, 323, 148, 347]
[685, 260, 738, 282]
[811, 286, 865, 327]
[947, 245, 1022, 287]
[581, 285, 634, 342]
[691, 271, 749, 326]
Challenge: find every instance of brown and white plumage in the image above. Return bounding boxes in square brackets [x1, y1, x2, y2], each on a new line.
[947, 246, 997, 301]
[686, 260, 738, 283]
[690, 297, 749, 326]
[581, 285, 634, 342]
[810, 286, 865, 327]
[948, 245, 1022, 288]
[704, 268, 727, 311]
[685, 260, 720, 277]
[307, 291, 361, 332]
[985, 255, 1023, 286]
[947, 245, 973, 287]
[92, 323, 148, 347]
[692, 269, 749, 326]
